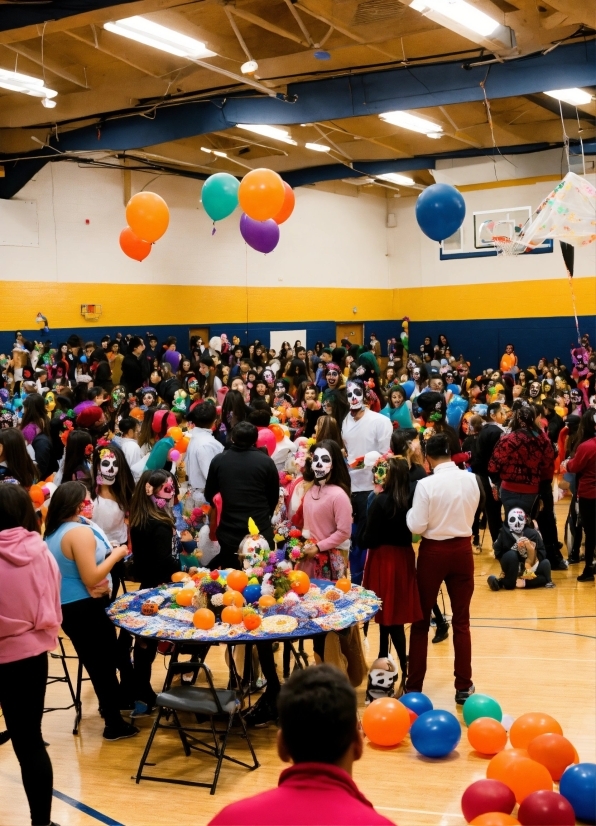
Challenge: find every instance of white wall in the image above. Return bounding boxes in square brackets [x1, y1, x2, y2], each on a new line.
[388, 176, 596, 288]
[0, 163, 390, 289]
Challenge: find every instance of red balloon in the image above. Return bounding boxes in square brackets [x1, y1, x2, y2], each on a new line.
[273, 182, 295, 225]
[119, 227, 152, 262]
[256, 427, 276, 456]
[518, 791, 575, 825]
[462, 779, 516, 823]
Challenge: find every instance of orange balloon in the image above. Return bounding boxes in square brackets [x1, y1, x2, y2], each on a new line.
[222, 590, 245, 607]
[126, 192, 169, 243]
[243, 612, 261, 631]
[470, 815, 519, 826]
[273, 181, 295, 225]
[362, 697, 410, 746]
[193, 608, 215, 630]
[487, 749, 529, 783]
[171, 571, 191, 583]
[221, 605, 243, 625]
[119, 227, 152, 262]
[290, 570, 310, 595]
[174, 589, 194, 606]
[167, 426, 183, 441]
[468, 718, 508, 755]
[175, 437, 189, 454]
[270, 424, 284, 443]
[335, 577, 351, 594]
[29, 484, 45, 508]
[258, 594, 277, 610]
[527, 733, 577, 781]
[509, 713, 563, 749]
[238, 168, 285, 221]
[227, 570, 249, 592]
[501, 757, 552, 804]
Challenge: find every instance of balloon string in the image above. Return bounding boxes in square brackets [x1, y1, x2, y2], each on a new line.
[567, 272, 582, 345]
[212, 221, 216, 236]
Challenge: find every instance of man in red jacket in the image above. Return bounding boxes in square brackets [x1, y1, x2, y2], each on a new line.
[208, 666, 394, 826]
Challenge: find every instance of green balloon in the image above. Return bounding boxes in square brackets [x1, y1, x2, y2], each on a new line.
[462, 694, 502, 726]
[202, 172, 239, 222]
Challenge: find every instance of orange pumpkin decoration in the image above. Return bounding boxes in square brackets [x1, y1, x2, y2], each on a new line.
[243, 612, 262, 631]
[222, 590, 245, 607]
[141, 601, 159, 616]
[335, 578, 351, 594]
[227, 570, 249, 592]
[193, 608, 215, 630]
[221, 605, 243, 625]
[290, 570, 310, 595]
[172, 572, 191, 583]
[258, 594, 276, 610]
[174, 589, 194, 607]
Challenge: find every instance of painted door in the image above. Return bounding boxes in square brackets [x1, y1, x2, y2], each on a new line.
[189, 327, 210, 351]
[336, 323, 364, 347]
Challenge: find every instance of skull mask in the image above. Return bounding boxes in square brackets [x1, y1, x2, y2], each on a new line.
[97, 449, 118, 486]
[347, 381, 364, 410]
[570, 388, 582, 405]
[529, 381, 541, 398]
[507, 508, 526, 537]
[311, 447, 332, 481]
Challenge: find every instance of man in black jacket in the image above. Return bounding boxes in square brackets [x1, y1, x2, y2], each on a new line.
[472, 402, 506, 543]
[121, 336, 148, 396]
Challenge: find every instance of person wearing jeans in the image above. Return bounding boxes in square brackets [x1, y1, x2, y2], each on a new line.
[405, 434, 481, 704]
[561, 410, 596, 583]
[0, 485, 62, 826]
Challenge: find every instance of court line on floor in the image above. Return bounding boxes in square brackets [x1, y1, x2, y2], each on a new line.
[470, 615, 596, 620]
[377, 805, 462, 817]
[52, 790, 124, 826]
[471, 624, 596, 639]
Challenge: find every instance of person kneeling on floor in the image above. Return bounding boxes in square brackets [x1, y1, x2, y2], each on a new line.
[488, 507, 554, 591]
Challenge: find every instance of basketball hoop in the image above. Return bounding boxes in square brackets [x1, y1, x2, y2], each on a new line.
[492, 235, 527, 257]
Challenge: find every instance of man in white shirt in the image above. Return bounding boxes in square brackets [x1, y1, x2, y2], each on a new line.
[186, 401, 223, 506]
[341, 379, 392, 584]
[116, 416, 143, 469]
[406, 433, 481, 704]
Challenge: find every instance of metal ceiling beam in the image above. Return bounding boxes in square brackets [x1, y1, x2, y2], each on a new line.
[3, 43, 89, 88]
[65, 29, 163, 77]
[294, 3, 399, 61]
[227, 6, 309, 48]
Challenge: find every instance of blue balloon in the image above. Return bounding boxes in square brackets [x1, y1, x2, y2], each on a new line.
[400, 380, 415, 400]
[202, 172, 239, 222]
[410, 710, 461, 758]
[242, 584, 262, 604]
[446, 395, 468, 428]
[399, 692, 433, 716]
[560, 763, 596, 824]
[415, 183, 466, 242]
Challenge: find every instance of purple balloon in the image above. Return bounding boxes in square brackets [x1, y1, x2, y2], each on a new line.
[239, 213, 280, 253]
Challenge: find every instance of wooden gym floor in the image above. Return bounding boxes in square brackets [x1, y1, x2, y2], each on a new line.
[1, 501, 594, 826]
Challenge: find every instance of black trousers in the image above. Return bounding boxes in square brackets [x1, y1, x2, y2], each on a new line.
[579, 497, 596, 570]
[61, 597, 124, 728]
[0, 653, 53, 826]
[479, 475, 503, 542]
[132, 639, 159, 706]
[498, 550, 552, 589]
[536, 480, 563, 566]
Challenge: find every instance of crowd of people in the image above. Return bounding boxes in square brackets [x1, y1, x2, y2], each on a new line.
[1, 326, 595, 826]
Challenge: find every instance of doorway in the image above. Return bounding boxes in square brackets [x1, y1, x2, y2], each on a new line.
[336, 323, 364, 348]
[189, 327, 210, 352]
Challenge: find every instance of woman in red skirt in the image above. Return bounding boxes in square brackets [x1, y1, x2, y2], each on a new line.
[362, 457, 422, 700]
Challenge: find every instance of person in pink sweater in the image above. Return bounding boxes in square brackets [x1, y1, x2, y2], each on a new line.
[298, 440, 352, 581]
[0, 484, 62, 826]
[208, 665, 393, 826]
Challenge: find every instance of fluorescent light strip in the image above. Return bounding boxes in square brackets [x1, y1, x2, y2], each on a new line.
[104, 16, 216, 59]
[376, 172, 415, 186]
[410, 0, 500, 36]
[305, 142, 331, 152]
[379, 110, 443, 136]
[0, 68, 57, 98]
[236, 124, 297, 145]
[544, 88, 592, 106]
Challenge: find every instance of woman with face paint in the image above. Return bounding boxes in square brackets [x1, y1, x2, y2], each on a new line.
[91, 442, 134, 583]
[45, 481, 138, 741]
[129, 469, 181, 715]
[299, 440, 352, 581]
[296, 382, 324, 438]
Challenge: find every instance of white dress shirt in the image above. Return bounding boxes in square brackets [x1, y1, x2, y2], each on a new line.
[186, 426, 224, 499]
[406, 461, 480, 540]
[119, 436, 143, 469]
[342, 408, 393, 493]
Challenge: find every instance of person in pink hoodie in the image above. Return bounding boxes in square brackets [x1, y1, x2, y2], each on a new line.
[0, 484, 62, 826]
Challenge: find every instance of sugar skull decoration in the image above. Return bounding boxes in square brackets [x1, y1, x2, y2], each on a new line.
[311, 445, 332, 481]
[239, 517, 271, 560]
[346, 379, 364, 411]
[96, 448, 119, 486]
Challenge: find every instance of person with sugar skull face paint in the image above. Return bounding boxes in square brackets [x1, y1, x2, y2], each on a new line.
[341, 379, 392, 584]
[488, 507, 553, 591]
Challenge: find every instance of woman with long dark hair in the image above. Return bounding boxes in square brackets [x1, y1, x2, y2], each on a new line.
[322, 388, 350, 430]
[89, 348, 113, 393]
[296, 382, 323, 437]
[20, 394, 56, 479]
[45, 482, 137, 740]
[215, 389, 249, 446]
[314, 414, 344, 451]
[381, 385, 413, 429]
[0, 428, 37, 487]
[562, 409, 596, 582]
[55, 429, 92, 486]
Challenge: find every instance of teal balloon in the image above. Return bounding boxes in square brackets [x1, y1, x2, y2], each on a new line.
[202, 173, 239, 221]
[463, 694, 503, 726]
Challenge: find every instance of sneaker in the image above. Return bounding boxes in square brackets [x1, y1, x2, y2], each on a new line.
[544, 581, 556, 588]
[130, 701, 154, 719]
[487, 575, 501, 592]
[103, 722, 140, 741]
[553, 559, 569, 571]
[243, 694, 278, 728]
[567, 555, 581, 565]
[577, 570, 595, 582]
[365, 655, 398, 706]
[473, 544, 482, 555]
[455, 685, 475, 705]
[432, 623, 449, 644]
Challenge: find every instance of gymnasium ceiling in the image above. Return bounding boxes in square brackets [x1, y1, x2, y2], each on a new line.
[0, 0, 594, 198]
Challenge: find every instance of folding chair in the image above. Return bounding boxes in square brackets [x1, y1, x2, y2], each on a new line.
[135, 660, 259, 795]
[44, 637, 90, 735]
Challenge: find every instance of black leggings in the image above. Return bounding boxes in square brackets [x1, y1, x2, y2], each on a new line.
[61, 596, 126, 728]
[0, 653, 53, 826]
[579, 497, 596, 570]
[378, 625, 407, 669]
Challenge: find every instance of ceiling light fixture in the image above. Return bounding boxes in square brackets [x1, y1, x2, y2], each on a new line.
[104, 16, 216, 59]
[0, 68, 57, 101]
[544, 88, 593, 106]
[410, 0, 499, 36]
[241, 59, 259, 75]
[376, 172, 416, 186]
[236, 124, 297, 145]
[41, 98, 57, 109]
[379, 110, 443, 137]
[305, 142, 331, 152]
[200, 147, 228, 157]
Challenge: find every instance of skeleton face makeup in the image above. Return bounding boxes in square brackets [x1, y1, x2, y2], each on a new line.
[412, 368, 420, 381]
[529, 381, 541, 398]
[326, 369, 339, 388]
[79, 499, 94, 520]
[97, 449, 118, 486]
[347, 381, 364, 410]
[275, 382, 287, 397]
[311, 447, 332, 480]
[570, 389, 582, 405]
[152, 480, 175, 509]
[262, 370, 275, 386]
[508, 508, 526, 537]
